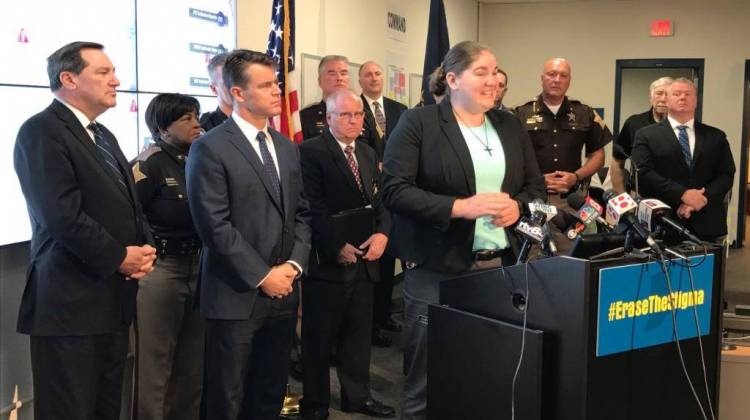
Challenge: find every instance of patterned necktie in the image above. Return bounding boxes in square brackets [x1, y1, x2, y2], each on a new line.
[88, 122, 128, 190]
[344, 145, 363, 192]
[372, 101, 386, 137]
[676, 125, 692, 168]
[256, 131, 281, 203]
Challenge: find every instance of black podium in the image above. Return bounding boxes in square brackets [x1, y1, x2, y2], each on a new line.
[427, 248, 724, 420]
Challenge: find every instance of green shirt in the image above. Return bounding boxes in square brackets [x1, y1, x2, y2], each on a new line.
[458, 118, 509, 251]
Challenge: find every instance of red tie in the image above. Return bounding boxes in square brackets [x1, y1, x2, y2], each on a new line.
[344, 145, 363, 192]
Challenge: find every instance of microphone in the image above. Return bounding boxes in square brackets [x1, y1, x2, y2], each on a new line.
[637, 198, 702, 244]
[515, 210, 547, 264]
[528, 199, 558, 222]
[528, 199, 558, 256]
[567, 191, 609, 227]
[603, 190, 664, 257]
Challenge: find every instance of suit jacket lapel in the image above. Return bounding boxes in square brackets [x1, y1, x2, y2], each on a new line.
[692, 122, 706, 168]
[271, 129, 294, 218]
[354, 141, 374, 200]
[51, 101, 133, 203]
[224, 119, 283, 214]
[323, 131, 362, 196]
[438, 100, 476, 194]
[384, 98, 398, 139]
[102, 126, 136, 203]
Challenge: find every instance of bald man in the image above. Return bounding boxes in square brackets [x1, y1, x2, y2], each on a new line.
[357, 60, 407, 348]
[514, 58, 612, 253]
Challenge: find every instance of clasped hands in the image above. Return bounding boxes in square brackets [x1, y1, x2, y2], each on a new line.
[260, 262, 299, 299]
[544, 171, 578, 194]
[337, 233, 388, 265]
[452, 192, 520, 227]
[119, 245, 157, 280]
[677, 188, 708, 220]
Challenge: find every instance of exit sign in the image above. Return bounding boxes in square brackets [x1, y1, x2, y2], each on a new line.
[650, 19, 674, 37]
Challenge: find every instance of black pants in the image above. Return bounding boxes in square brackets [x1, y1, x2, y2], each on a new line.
[301, 264, 374, 413]
[373, 253, 397, 328]
[30, 330, 129, 420]
[203, 295, 296, 420]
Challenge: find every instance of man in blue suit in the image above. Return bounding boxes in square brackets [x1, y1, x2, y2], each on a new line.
[14, 41, 156, 420]
[186, 49, 312, 420]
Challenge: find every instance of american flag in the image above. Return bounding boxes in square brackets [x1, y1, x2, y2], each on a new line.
[266, 0, 302, 142]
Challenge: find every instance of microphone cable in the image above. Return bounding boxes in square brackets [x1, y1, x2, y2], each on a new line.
[683, 256, 717, 420]
[657, 256, 711, 420]
[510, 261, 530, 420]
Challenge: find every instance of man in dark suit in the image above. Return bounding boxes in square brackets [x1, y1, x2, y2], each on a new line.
[358, 61, 408, 159]
[357, 60, 408, 347]
[631, 77, 735, 243]
[185, 49, 312, 420]
[199, 52, 232, 132]
[13, 41, 156, 420]
[299, 89, 395, 420]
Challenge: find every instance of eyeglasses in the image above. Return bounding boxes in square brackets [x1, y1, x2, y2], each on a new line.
[330, 111, 365, 120]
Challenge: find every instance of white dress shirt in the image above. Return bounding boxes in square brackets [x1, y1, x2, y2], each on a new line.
[364, 95, 386, 122]
[232, 112, 280, 178]
[332, 129, 359, 166]
[56, 97, 95, 142]
[667, 115, 696, 156]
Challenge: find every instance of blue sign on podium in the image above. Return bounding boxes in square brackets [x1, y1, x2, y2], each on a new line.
[596, 255, 714, 357]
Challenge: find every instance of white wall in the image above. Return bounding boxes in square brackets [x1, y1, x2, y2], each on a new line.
[237, 0, 479, 106]
[479, 0, 750, 242]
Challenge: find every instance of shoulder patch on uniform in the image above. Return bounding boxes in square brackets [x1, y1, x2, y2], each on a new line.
[133, 145, 162, 162]
[132, 161, 147, 183]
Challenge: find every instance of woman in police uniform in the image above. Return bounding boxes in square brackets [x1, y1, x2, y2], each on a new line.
[131, 93, 205, 420]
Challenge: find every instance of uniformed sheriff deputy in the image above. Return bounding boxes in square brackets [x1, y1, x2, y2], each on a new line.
[300, 54, 381, 153]
[131, 93, 205, 420]
[515, 58, 612, 252]
[300, 55, 351, 140]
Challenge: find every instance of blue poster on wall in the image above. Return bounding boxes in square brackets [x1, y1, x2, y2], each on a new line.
[596, 254, 714, 357]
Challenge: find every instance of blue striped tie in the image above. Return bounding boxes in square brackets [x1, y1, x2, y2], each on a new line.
[88, 122, 128, 190]
[676, 125, 692, 168]
[256, 131, 281, 203]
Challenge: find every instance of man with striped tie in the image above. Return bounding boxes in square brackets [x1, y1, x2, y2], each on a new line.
[631, 77, 735, 243]
[13, 41, 156, 420]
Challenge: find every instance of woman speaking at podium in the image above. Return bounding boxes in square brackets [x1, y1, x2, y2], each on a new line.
[381, 41, 545, 420]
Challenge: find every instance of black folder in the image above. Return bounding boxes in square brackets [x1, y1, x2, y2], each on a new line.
[330, 206, 375, 247]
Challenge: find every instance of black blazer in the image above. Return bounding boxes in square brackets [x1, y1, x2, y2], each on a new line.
[381, 100, 546, 273]
[186, 117, 312, 320]
[13, 99, 147, 336]
[361, 95, 408, 159]
[631, 119, 735, 237]
[300, 130, 391, 282]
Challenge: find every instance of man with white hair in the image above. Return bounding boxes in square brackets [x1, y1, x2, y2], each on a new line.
[299, 89, 395, 419]
[615, 76, 673, 158]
